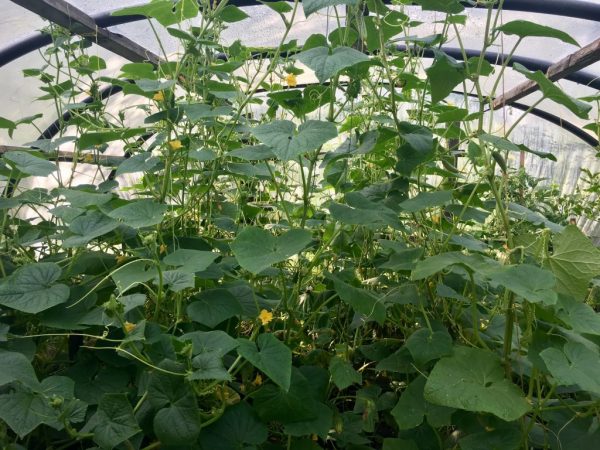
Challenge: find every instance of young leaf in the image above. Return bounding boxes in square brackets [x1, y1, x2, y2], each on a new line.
[424, 347, 530, 421]
[496, 21, 579, 46]
[218, 5, 249, 22]
[230, 227, 312, 274]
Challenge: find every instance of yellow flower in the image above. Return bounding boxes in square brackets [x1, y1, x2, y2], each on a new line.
[168, 140, 183, 151]
[124, 321, 136, 333]
[431, 213, 441, 224]
[159, 243, 168, 254]
[252, 373, 263, 386]
[116, 255, 128, 265]
[258, 309, 273, 325]
[82, 153, 94, 163]
[153, 91, 165, 101]
[285, 73, 297, 87]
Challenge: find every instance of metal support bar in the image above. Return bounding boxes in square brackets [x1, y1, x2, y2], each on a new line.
[492, 38, 600, 109]
[9, 0, 162, 65]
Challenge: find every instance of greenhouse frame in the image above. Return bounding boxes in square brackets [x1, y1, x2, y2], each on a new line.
[0, 0, 599, 449]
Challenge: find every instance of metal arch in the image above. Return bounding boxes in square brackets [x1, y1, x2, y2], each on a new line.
[3, 0, 600, 67]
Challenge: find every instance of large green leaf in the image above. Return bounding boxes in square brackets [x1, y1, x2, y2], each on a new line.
[189, 352, 231, 381]
[115, 152, 160, 175]
[329, 192, 401, 228]
[426, 51, 466, 104]
[0, 263, 69, 313]
[424, 347, 530, 421]
[187, 289, 243, 328]
[63, 211, 119, 247]
[0, 351, 39, 390]
[153, 394, 201, 446]
[411, 252, 500, 280]
[81, 393, 140, 449]
[163, 249, 218, 273]
[303, 0, 360, 17]
[540, 342, 600, 395]
[487, 265, 558, 305]
[230, 227, 312, 274]
[3, 151, 55, 176]
[251, 120, 337, 161]
[0, 390, 57, 438]
[179, 330, 240, 356]
[548, 225, 600, 300]
[58, 188, 113, 207]
[111, 260, 159, 294]
[513, 63, 591, 119]
[555, 295, 600, 336]
[399, 190, 453, 213]
[237, 333, 292, 391]
[331, 276, 386, 324]
[199, 403, 267, 450]
[496, 20, 579, 46]
[294, 46, 369, 83]
[108, 199, 168, 228]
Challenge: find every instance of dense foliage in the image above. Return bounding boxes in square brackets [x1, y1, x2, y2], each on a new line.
[1, 0, 600, 449]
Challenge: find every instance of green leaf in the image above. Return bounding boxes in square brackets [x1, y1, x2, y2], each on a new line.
[200, 403, 267, 450]
[218, 5, 249, 22]
[513, 63, 591, 119]
[0, 351, 40, 390]
[391, 376, 453, 430]
[259, 1, 293, 13]
[496, 20, 579, 46]
[396, 122, 435, 175]
[303, 0, 360, 17]
[331, 276, 386, 324]
[329, 356, 361, 389]
[267, 86, 332, 118]
[487, 265, 558, 305]
[163, 249, 218, 273]
[479, 133, 557, 161]
[251, 119, 337, 161]
[187, 289, 243, 328]
[413, 0, 464, 13]
[63, 211, 119, 248]
[294, 46, 369, 83]
[112, 0, 198, 26]
[555, 295, 600, 336]
[0, 263, 69, 313]
[237, 333, 292, 391]
[548, 225, 600, 300]
[0, 390, 58, 438]
[411, 252, 500, 280]
[424, 347, 530, 421]
[179, 330, 239, 356]
[329, 192, 401, 228]
[459, 425, 521, 450]
[3, 151, 55, 176]
[81, 393, 140, 449]
[111, 260, 159, 294]
[230, 227, 312, 274]
[108, 199, 168, 228]
[57, 188, 113, 207]
[426, 51, 466, 104]
[115, 152, 160, 175]
[119, 62, 156, 79]
[405, 328, 453, 366]
[78, 128, 146, 149]
[160, 270, 194, 292]
[540, 342, 600, 395]
[400, 190, 453, 213]
[153, 394, 201, 446]
[189, 352, 231, 381]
